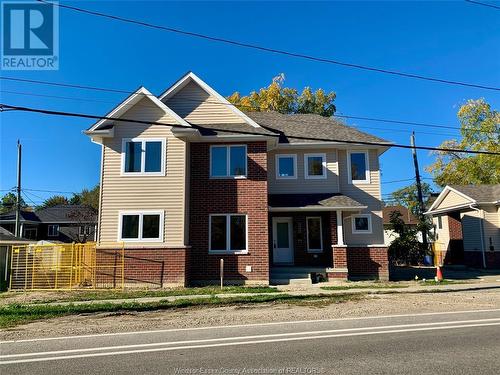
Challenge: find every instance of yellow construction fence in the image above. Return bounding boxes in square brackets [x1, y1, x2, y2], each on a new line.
[9, 243, 125, 291]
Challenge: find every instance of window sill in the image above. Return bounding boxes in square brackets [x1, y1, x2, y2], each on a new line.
[276, 176, 297, 180]
[305, 175, 327, 180]
[209, 250, 248, 255]
[120, 172, 165, 177]
[349, 180, 371, 184]
[209, 176, 247, 180]
[352, 231, 372, 235]
[307, 249, 323, 254]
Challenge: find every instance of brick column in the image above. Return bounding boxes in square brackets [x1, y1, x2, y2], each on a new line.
[327, 211, 348, 280]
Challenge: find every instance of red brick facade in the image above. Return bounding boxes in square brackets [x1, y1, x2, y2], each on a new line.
[188, 141, 269, 284]
[346, 247, 389, 280]
[95, 247, 188, 287]
[448, 213, 463, 240]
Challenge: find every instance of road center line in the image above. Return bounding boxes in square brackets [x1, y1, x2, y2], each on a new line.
[3, 317, 500, 359]
[2, 322, 500, 365]
[2, 308, 500, 344]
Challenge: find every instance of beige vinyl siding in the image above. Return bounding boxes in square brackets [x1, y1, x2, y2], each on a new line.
[99, 98, 187, 247]
[461, 210, 482, 252]
[436, 190, 472, 210]
[268, 149, 339, 194]
[165, 81, 245, 124]
[483, 205, 500, 252]
[434, 215, 450, 253]
[338, 149, 384, 245]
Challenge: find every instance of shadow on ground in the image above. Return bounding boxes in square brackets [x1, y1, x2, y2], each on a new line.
[390, 265, 500, 281]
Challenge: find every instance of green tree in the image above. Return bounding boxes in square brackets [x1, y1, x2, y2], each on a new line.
[426, 99, 500, 187]
[227, 74, 336, 116]
[1, 192, 27, 213]
[39, 195, 69, 209]
[387, 211, 424, 265]
[388, 182, 433, 217]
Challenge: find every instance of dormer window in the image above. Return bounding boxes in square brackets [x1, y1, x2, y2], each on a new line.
[121, 138, 165, 176]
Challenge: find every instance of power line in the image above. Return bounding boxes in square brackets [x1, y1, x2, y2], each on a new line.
[0, 88, 462, 137]
[23, 188, 76, 195]
[37, 0, 500, 92]
[465, 0, 500, 10]
[2, 102, 499, 155]
[2, 79, 497, 135]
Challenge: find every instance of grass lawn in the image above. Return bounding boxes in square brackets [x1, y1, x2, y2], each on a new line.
[0, 286, 280, 304]
[0, 293, 362, 329]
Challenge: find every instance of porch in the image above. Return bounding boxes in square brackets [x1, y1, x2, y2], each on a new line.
[268, 193, 367, 284]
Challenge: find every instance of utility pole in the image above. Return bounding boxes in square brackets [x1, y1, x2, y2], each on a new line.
[15, 140, 22, 237]
[411, 132, 428, 249]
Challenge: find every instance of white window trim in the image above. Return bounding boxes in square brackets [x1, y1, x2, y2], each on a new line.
[275, 154, 297, 180]
[347, 150, 370, 184]
[304, 153, 327, 180]
[351, 214, 373, 234]
[47, 224, 59, 237]
[121, 138, 166, 176]
[208, 213, 248, 254]
[306, 216, 323, 253]
[210, 145, 248, 179]
[437, 216, 443, 229]
[118, 210, 164, 242]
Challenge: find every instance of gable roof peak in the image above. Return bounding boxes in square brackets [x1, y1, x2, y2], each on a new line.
[159, 72, 261, 128]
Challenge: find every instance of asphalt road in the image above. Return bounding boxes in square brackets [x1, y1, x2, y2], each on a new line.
[2, 308, 500, 374]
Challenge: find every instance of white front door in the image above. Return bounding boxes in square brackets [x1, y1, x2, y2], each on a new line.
[272, 217, 294, 265]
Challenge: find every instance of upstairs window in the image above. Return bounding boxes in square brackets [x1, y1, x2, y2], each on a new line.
[48, 225, 59, 237]
[210, 145, 247, 178]
[352, 214, 372, 234]
[209, 214, 247, 253]
[119, 211, 163, 242]
[276, 154, 297, 179]
[304, 153, 326, 179]
[122, 138, 165, 175]
[348, 151, 369, 183]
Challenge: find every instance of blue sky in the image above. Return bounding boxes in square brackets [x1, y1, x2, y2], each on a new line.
[1, 0, 499, 205]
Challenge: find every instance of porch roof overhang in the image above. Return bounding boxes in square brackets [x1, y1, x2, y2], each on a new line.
[268, 193, 366, 212]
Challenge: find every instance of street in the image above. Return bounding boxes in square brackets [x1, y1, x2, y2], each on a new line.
[2, 308, 500, 374]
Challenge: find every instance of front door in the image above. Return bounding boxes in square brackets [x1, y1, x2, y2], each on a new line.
[272, 217, 294, 265]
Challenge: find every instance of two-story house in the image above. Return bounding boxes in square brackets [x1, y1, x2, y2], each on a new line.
[85, 72, 391, 286]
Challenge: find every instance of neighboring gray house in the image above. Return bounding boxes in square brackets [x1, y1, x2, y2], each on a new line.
[0, 205, 97, 243]
[426, 184, 500, 268]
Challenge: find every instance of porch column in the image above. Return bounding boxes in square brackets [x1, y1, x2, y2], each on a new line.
[336, 210, 344, 246]
[327, 211, 348, 280]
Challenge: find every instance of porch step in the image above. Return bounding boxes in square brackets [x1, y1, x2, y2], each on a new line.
[270, 267, 327, 286]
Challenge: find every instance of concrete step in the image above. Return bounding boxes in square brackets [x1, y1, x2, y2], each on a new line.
[270, 277, 312, 286]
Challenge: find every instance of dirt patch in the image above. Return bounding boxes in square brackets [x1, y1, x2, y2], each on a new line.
[2, 289, 499, 341]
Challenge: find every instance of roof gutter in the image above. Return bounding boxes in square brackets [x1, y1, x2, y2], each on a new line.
[269, 206, 367, 212]
[468, 204, 487, 269]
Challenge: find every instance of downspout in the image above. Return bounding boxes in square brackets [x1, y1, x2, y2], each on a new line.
[469, 204, 486, 268]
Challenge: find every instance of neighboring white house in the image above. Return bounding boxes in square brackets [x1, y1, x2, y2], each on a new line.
[426, 184, 500, 268]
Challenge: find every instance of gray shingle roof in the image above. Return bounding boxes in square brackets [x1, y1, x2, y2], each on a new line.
[0, 210, 40, 223]
[0, 227, 32, 243]
[245, 111, 390, 145]
[269, 193, 365, 209]
[194, 123, 278, 137]
[449, 184, 500, 203]
[36, 205, 97, 223]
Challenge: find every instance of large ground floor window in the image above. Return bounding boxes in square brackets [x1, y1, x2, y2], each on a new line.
[209, 214, 248, 254]
[119, 211, 164, 242]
